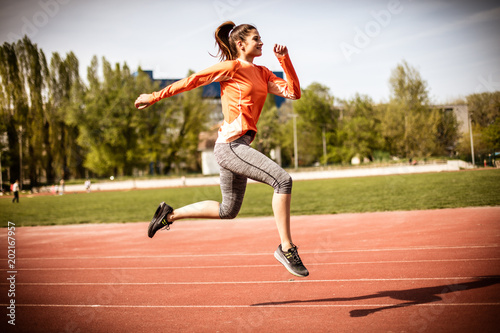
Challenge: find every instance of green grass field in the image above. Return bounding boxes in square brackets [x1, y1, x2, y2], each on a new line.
[1, 169, 499, 227]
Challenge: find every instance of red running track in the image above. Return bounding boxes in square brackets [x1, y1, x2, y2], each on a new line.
[1, 207, 500, 332]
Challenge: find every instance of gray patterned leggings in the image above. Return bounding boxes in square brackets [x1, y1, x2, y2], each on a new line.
[213, 131, 293, 219]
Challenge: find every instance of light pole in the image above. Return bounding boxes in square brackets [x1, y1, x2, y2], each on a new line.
[469, 111, 475, 167]
[18, 125, 23, 190]
[322, 125, 327, 166]
[291, 113, 298, 169]
[0, 133, 7, 194]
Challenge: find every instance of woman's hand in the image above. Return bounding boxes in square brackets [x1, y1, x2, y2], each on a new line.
[273, 44, 288, 59]
[134, 94, 154, 109]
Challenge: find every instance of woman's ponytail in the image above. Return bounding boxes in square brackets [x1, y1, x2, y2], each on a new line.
[214, 21, 236, 61]
[214, 21, 257, 61]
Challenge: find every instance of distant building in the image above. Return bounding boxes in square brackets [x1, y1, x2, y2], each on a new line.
[431, 104, 469, 133]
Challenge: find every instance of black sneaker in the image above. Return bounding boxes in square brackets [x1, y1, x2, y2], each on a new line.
[274, 244, 309, 277]
[148, 202, 174, 238]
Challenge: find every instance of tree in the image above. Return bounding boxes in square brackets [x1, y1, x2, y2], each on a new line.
[133, 69, 165, 175]
[467, 92, 500, 128]
[384, 60, 435, 158]
[46, 51, 84, 181]
[77, 57, 146, 177]
[482, 117, 500, 152]
[433, 107, 460, 156]
[336, 94, 383, 163]
[0, 38, 50, 187]
[161, 70, 210, 174]
[253, 94, 282, 158]
[0, 41, 27, 186]
[1, 37, 87, 187]
[293, 82, 338, 166]
[16, 36, 48, 187]
[457, 91, 500, 162]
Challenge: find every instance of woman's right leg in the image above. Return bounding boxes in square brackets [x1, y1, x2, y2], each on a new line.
[148, 199, 221, 238]
[148, 163, 247, 239]
[167, 200, 220, 222]
[166, 166, 247, 222]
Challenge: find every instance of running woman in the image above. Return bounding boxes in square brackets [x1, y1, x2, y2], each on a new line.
[134, 21, 308, 277]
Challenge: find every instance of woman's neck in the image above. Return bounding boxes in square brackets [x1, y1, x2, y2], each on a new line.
[238, 54, 254, 64]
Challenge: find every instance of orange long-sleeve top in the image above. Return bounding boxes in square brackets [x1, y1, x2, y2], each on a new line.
[151, 54, 301, 143]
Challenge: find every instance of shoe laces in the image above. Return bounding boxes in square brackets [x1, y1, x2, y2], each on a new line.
[286, 245, 303, 265]
[160, 218, 172, 231]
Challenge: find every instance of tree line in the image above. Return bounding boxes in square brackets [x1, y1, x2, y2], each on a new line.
[255, 61, 499, 168]
[1, 37, 499, 189]
[0, 37, 208, 189]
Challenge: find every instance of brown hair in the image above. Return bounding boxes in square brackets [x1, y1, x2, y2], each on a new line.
[214, 21, 257, 61]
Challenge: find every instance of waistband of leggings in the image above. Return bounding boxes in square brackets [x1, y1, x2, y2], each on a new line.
[244, 130, 256, 139]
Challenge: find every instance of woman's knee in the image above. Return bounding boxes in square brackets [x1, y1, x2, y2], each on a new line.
[219, 203, 241, 219]
[276, 173, 293, 194]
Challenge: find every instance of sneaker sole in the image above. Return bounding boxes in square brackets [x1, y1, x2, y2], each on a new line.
[274, 250, 309, 277]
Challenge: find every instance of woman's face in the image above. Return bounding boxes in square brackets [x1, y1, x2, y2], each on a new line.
[240, 29, 263, 58]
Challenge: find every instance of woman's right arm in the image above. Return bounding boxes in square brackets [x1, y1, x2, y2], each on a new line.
[135, 93, 155, 109]
[134, 61, 237, 109]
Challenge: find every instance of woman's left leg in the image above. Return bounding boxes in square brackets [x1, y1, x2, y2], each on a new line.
[272, 192, 293, 251]
[215, 136, 308, 276]
[215, 135, 295, 251]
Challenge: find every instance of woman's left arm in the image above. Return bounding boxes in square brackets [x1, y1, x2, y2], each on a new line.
[267, 44, 301, 100]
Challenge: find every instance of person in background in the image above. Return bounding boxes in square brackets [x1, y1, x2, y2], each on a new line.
[59, 179, 65, 195]
[85, 179, 91, 193]
[12, 180, 19, 203]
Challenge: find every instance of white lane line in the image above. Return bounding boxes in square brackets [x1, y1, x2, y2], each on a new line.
[10, 244, 499, 261]
[5, 258, 500, 271]
[1, 303, 499, 308]
[4, 277, 497, 286]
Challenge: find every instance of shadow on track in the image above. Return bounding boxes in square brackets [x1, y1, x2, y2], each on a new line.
[252, 276, 500, 317]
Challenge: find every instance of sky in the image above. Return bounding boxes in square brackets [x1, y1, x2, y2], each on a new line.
[1, 0, 499, 104]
